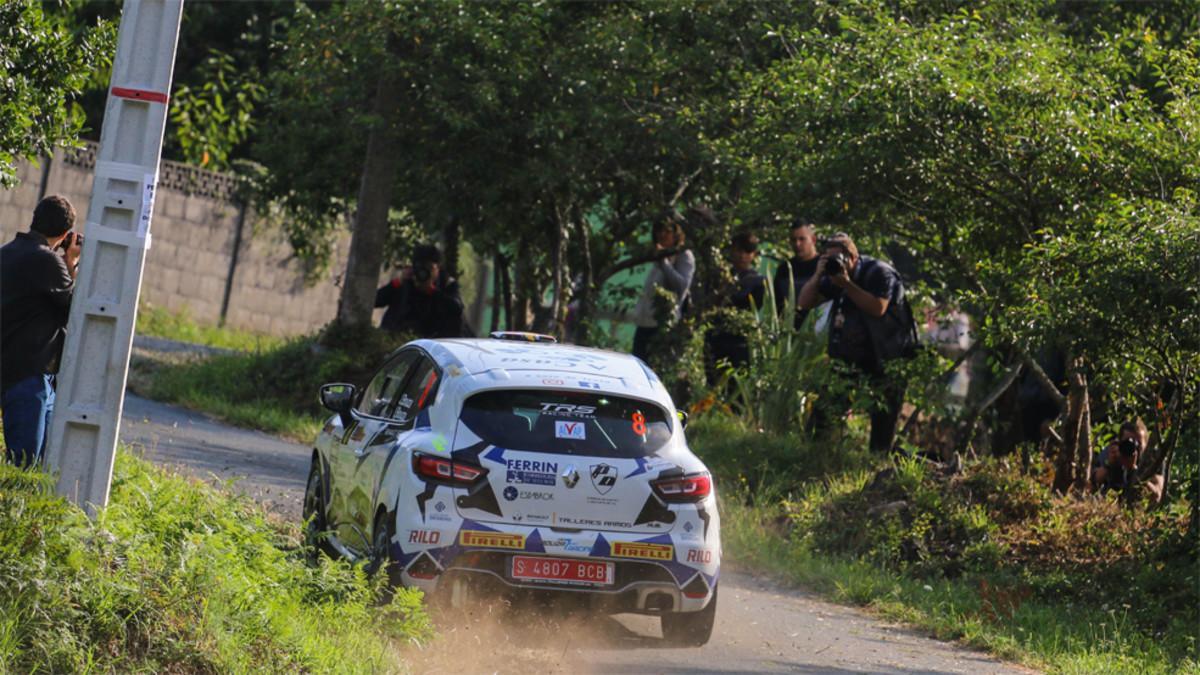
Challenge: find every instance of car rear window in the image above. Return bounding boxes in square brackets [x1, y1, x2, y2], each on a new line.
[458, 389, 672, 458]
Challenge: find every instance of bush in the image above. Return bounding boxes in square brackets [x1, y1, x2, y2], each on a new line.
[0, 452, 431, 672]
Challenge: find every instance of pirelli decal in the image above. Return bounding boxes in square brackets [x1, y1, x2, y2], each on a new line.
[611, 541, 674, 561]
[459, 530, 526, 550]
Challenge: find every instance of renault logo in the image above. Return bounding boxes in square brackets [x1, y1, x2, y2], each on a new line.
[562, 465, 580, 489]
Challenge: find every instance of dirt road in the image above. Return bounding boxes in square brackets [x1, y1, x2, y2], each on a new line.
[120, 393, 1033, 675]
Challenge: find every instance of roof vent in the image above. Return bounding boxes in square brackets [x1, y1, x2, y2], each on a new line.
[488, 331, 557, 344]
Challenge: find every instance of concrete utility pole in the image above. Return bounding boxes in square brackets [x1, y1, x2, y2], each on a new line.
[45, 0, 184, 514]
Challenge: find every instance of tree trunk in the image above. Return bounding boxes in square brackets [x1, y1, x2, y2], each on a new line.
[490, 250, 502, 333]
[573, 215, 594, 345]
[1052, 357, 1090, 495]
[500, 253, 513, 331]
[511, 239, 532, 331]
[336, 50, 403, 327]
[1071, 370, 1091, 495]
[442, 219, 460, 279]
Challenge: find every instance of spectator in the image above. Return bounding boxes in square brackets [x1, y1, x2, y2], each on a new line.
[705, 231, 766, 385]
[1091, 420, 1162, 499]
[1, 195, 81, 467]
[631, 215, 695, 361]
[375, 244, 473, 338]
[799, 232, 915, 453]
[772, 219, 820, 329]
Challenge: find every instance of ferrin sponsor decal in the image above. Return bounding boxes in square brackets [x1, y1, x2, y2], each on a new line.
[459, 530, 526, 550]
[611, 541, 674, 561]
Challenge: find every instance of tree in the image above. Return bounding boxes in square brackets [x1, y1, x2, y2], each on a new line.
[719, 0, 1197, 488]
[0, 1, 113, 187]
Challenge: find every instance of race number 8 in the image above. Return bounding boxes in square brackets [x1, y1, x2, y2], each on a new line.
[632, 411, 646, 436]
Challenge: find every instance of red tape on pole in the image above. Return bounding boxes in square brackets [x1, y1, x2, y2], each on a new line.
[111, 87, 169, 104]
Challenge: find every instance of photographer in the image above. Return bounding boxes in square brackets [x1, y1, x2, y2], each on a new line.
[1091, 420, 1149, 495]
[798, 233, 915, 453]
[0, 195, 81, 467]
[375, 244, 472, 338]
[705, 231, 766, 386]
[631, 215, 695, 361]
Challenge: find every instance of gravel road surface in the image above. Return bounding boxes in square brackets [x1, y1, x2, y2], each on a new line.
[118, 391, 1034, 675]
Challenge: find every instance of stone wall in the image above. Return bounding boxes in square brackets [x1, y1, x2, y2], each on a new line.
[1, 144, 353, 336]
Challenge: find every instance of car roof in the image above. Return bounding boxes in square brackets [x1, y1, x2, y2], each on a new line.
[412, 338, 660, 391]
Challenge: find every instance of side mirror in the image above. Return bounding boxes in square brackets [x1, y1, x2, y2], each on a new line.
[320, 383, 357, 427]
[676, 409, 689, 430]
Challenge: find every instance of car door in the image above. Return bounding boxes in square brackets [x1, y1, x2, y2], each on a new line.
[345, 354, 442, 548]
[329, 350, 420, 552]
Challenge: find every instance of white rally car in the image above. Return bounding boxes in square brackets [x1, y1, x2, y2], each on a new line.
[304, 332, 720, 645]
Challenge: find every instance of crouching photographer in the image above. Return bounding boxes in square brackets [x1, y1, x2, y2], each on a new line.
[798, 233, 917, 453]
[1091, 420, 1148, 495]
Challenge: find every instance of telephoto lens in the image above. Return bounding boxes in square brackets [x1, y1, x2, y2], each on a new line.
[825, 253, 845, 277]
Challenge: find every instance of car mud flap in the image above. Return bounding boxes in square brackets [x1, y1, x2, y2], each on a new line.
[456, 476, 503, 516]
[634, 492, 677, 526]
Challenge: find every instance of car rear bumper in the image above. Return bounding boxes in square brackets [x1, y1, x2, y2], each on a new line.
[399, 549, 716, 614]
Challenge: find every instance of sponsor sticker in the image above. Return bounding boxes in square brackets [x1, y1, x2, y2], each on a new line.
[612, 541, 674, 561]
[408, 530, 442, 545]
[460, 530, 526, 550]
[506, 458, 558, 486]
[539, 403, 597, 417]
[590, 463, 618, 495]
[555, 420, 586, 440]
[686, 549, 714, 564]
[505, 486, 554, 502]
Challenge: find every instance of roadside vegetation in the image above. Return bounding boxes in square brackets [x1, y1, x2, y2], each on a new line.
[136, 303, 285, 352]
[692, 413, 1197, 675]
[0, 448, 431, 673]
[128, 322, 409, 441]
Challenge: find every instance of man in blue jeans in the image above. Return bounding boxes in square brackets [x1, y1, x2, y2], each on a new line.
[1, 195, 81, 467]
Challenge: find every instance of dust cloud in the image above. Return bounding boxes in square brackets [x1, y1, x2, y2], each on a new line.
[401, 595, 672, 674]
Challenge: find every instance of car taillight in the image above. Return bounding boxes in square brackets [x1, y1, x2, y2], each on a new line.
[651, 473, 712, 503]
[413, 453, 485, 485]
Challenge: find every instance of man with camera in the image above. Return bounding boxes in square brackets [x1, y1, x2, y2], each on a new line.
[1, 195, 82, 467]
[375, 243, 472, 338]
[798, 232, 915, 453]
[1094, 420, 1147, 494]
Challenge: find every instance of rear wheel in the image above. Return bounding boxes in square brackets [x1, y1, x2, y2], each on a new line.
[366, 510, 402, 587]
[302, 462, 334, 559]
[661, 588, 717, 647]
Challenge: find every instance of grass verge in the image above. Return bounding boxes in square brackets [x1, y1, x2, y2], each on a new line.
[129, 324, 410, 442]
[687, 413, 1199, 675]
[0, 450, 431, 673]
[136, 303, 285, 352]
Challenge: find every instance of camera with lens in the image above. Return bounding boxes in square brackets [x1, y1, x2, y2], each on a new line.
[1117, 437, 1139, 458]
[824, 251, 849, 277]
[412, 260, 435, 285]
[56, 231, 83, 252]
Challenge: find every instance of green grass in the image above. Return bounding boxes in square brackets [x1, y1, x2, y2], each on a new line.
[136, 303, 285, 352]
[0, 450, 431, 673]
[689, 413, 1199, 675]
[130, 324, 411, 442]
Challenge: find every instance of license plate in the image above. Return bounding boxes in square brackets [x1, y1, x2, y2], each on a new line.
[511, 556, 614, 586]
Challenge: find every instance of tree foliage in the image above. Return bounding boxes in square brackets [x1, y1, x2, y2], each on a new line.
[0, 0, 114, 187]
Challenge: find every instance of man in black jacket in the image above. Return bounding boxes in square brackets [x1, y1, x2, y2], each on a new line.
[375, 244, 472, 338]
[799, 232, 914, 453]
[772, 219, 820, 329]
[1, 195, 81, 467]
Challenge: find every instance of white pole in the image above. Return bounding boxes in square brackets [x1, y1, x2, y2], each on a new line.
[44, 0, 184, 515]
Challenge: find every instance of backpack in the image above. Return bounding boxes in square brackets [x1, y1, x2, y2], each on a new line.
[862, 264, 921, 365]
